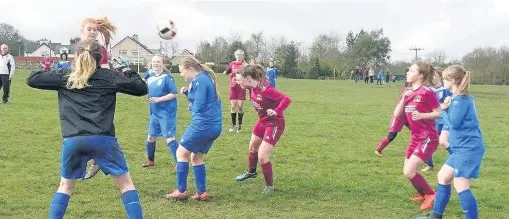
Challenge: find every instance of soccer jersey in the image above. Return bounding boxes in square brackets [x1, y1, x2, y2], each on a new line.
[41, 58, 53, 71]
[440, 95, 485, 153]
[144, 71, 178, 118]
[404, 86, 440, 139]
[249, 82, 291, 126]
[431, 84, 453, 125]
[56, 61, 72, 71]
[185, 71, 222, 130]
[266, 67, 279, 87]
[225, 61, 246, 87]
[100, 47, 109, 65]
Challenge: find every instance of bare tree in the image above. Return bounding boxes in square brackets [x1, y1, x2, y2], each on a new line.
[161, 40, 180, 58]
[427, 50, 448, 66]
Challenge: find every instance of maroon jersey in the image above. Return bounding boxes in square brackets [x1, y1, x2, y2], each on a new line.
[100, 46, 109, 65]
[41, 58, 53, 71]
[404, 86, 440, 139]
[225, 61, 246, 87]
[249, 82, 291, 126]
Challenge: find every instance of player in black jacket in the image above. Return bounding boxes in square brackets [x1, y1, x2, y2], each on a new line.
[27, 40, 147, 219]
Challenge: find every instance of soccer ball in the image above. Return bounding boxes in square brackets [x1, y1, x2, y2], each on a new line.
[157, 19, 177, 40]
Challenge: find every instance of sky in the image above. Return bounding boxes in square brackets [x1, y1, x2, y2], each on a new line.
[2, 0, 509, 62]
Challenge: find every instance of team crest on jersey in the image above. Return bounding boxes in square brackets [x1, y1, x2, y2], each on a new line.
[157, 79, 163, 86]
[256, 94, 262, 101]
[414, 96, 421, 102]
[453, 100, 459, 106]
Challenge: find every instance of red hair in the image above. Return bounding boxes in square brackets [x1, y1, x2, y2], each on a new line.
[82, 17, 117, 46]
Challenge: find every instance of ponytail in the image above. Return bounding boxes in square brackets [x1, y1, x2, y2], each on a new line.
[82, 17, 117, 46]
[200, 64, 220, 99]
[67, 40, 102, 89]
[457, 71, 471, 95]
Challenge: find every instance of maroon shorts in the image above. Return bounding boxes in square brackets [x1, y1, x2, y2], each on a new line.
[405, 137, 439, 161]
[389, 116, 409, 133]
[229, 86, 246, 100]
[252, 121, 285, 146]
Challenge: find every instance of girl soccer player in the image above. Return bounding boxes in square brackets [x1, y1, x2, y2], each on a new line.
[223, 49, 247, 133]
[234, 64, 292, 194]
[27, 40, 147, 219]
[421, 69, 453, 172]
[416, 65, 485, 219]
[55, 53, 71, 72]
[141, 55, 178, 168]
[81, 17, 117, 179]
[165, 57, 222, 201]
[394, 61, 441, 210]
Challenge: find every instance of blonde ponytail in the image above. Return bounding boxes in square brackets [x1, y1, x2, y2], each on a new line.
[200, 64, 220, 99]
[443, 65, 471, 95]
[457, 71, 471, 95]
[67, 40, 102, 89]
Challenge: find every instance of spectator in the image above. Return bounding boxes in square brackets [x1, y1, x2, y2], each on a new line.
[0, 44, 15, 103]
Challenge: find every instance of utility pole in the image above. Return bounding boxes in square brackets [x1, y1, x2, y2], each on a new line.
[409, 47, 423, 61]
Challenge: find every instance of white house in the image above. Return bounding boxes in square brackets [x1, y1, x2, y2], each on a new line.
[25, 39, 75, 58]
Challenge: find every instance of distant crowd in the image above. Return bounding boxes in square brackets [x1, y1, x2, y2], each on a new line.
[353, 67, 399, 85]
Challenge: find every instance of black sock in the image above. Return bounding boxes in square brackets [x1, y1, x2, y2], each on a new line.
[231, 112, 237, 126]
[238, 113, 244, 127]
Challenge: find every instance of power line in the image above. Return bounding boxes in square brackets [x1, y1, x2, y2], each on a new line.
[409, 47, 424, 61]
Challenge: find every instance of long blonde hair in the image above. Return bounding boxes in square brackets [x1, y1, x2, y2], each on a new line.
[443, 65, 471, 95]
[414, 61, 435, 86]
[81, 17, 117, 46]
[179, 57, 220, 99]
[67, 40, 102, 89]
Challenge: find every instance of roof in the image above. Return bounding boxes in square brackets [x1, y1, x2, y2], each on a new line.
[24, 40, 74, 54]
[111, 36, 155, 55]
[170, 49, 196, 62]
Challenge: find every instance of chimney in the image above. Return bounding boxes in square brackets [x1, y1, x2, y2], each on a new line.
[132, 34, 139, 41]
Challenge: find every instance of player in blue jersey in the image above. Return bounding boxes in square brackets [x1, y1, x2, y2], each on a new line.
[422, 68, 453, 172]
[165, 57, 222, 201]
[266, 60, 279, 87]
[27, 40, 147, 219]
[416, 65, 485, 219]
[55, 53, 72, 72]
[140, 55, 178, 168]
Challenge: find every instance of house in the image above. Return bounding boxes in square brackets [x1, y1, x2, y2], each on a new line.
[110, 34, 158, 65]
[170, 49, 200, 65]
[25, 39, 75, 57]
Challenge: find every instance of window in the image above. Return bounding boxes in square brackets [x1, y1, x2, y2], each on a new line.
[119, 50, 128, 55]
[132, 50, 139, 56]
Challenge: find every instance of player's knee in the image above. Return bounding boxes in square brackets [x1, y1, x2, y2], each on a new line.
[190, 154, 204, 166]
[453, 177, 470, 193]
[57, 179, 74, 194]
[387, 132, 398, 142]
[437, 171, 452, 185]
[403, 168, 415, 179]
[147, 136, 157, 142]
[176, 145, 190, 162]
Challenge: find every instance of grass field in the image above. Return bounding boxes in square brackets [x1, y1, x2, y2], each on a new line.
[1, 70, 508, 219]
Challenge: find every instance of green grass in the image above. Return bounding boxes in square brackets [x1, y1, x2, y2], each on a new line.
[1, 70, 508, 219]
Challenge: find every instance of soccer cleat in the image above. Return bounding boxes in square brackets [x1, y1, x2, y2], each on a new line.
[228, 125, 237, 133]
[374, 150, 383, 157]
[416, 213, 442, 219]
[411, 193, 426, 202]
[420, 194, 436, 210]
[165, 189, 188, 200]
[262, 186, 275, 194]
[142, 160, 155, 168]
[191, 192, 209, 201]
[235, 171, 257, 182]
[421, 166, 434, 172]
[84, 164, 101, 180]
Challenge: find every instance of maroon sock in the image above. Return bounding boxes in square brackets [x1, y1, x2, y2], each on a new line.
[260, 161, 273, 186]
[376, 137, 390, 152]
[410, 173, 435, 195]
[248, 152, 258, 173]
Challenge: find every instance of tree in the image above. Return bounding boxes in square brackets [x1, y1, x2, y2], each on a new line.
[211, 36, 229, 64]
[0, 23, 26, 56]
[345, 28, 391, 69]
[308, 57, 322, 79]
[245, 31, 265, 63]
[427, 50, 447, 67]
[279, 41, 300, 78]
[346, 31, 356, 49]
[162, 40, 180, 58]
[226, 40, 249, 63]
[69, 37, 81, 45]
[196, 41, 216, 63]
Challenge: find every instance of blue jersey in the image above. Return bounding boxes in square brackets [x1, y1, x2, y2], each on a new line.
[377, 72, 384, 79]
[144, 71, 178, 118]
[266, 67, 279, 86]
[440, 95, 485, 153]
[55, 61, 71, 71]
[433, 85, 453, 124]
[185, 71, 222, 130]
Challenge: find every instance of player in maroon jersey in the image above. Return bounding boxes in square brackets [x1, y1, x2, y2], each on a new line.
[80, 17, 117, 180]
[233, 64, 291, 194]
[393, 61, 441, 210]
[223, 49, 248, 133]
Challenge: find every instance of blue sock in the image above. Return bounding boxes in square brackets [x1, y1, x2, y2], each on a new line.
[446, 147, 452, 155]
[121, 190, 143, 219]
[146, 141, 156, 161]
[167, 140, 178, 162]
[49, 192, 70, 219]
[426, 156, 434, 167]
[432, 184, 451, 216]
[193, 164, 207, 194]
[459, 189, 478, 219]
[176, 162, 189, 193]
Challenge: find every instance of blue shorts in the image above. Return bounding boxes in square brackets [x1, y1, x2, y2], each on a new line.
[61, 135, 128, 180]
[180, 124, 222, 154]
[436, 123, 444, 135]
[445, 152, 485, 179]
[148, 115, 176, 138]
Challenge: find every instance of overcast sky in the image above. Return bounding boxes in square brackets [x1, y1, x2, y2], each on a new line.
[2, 0, 509, 61]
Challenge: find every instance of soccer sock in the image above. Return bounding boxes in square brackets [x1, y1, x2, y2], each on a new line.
[248, 152, 258, 173]
[432, 184, 451, 216]
[167, 140, 178, 162]
[459, 189, 478, 219]
[238, 112, 244, 127]
[231, 111, 237, 126]
[410, 173, 435, 195]
[375, 137, 390, 152]
[193, 164, 207, 194]
[49, 192, 70, 219]
[260, 161, 274, 186]
[121, 190, 143, 219]
[176, 162, 189, 193]
[146, 141, 156, 161]
[426, 156, 434, 167]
